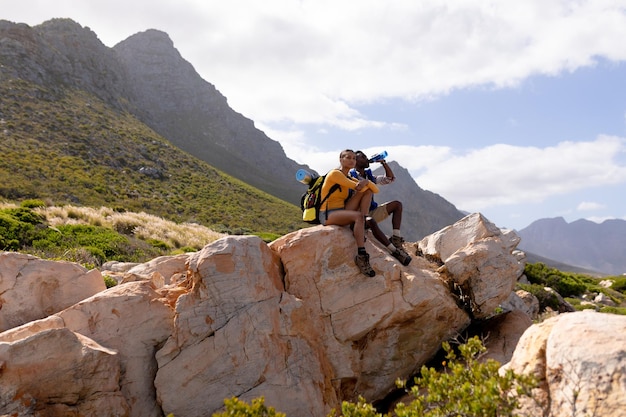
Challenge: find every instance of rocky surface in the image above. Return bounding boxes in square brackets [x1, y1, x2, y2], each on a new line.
[0, 252, 105, 332]
[503, 310, 626, 417]
[1, 213, 623, 416]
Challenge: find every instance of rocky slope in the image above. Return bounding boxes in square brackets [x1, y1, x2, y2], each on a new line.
[113, 28, 312, 204]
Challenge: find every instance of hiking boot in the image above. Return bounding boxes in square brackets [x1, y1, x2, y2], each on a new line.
[391, 248, 412, 266]
[355, 253, 376, 277]
[390, 235, 405, 249]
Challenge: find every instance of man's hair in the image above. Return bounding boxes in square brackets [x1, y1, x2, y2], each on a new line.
[355, 150, 367, 158]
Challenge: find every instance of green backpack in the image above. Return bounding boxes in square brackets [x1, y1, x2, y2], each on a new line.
[300, 173, 340, 224]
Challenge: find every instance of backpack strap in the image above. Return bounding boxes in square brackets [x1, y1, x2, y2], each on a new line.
[320, 171, 342, 222]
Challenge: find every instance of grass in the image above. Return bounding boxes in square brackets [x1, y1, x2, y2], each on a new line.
[0, 201, 227, 267]
[0, 78, 303, 237]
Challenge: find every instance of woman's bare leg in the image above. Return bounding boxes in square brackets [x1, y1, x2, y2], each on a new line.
[325, 210, 365, 246]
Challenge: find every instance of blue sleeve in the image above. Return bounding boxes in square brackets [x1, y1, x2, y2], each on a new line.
[366, 169, 377, 183]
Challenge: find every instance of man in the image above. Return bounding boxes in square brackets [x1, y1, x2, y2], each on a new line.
[350, 150, 411, 266]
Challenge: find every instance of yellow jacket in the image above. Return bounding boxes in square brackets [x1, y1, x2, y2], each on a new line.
[321, 169, 378, 211]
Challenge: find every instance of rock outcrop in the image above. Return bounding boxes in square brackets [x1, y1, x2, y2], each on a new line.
[0, 213, 581, 416]
[503, 311, 626, 417]
[0, 252, 106, 332]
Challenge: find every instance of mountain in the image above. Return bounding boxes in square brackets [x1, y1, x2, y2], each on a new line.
[0, 17, 467, 241]
[1, 18, 310, 205]
[0, 18, 301, 235]
[517, 217, 626, 275]
[112, 29, 310, 204]
[371, 162, 465, 240]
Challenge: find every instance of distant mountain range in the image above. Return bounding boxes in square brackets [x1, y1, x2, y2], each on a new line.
[518, 217, 626, 276]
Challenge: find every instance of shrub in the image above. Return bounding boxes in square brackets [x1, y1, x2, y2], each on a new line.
[611, 277, 626, 293]
[212, 397, 285, 417]
[524, 263, 586, 297]
[328, 397, 381, 417]
[62, 247, 104, 268]
[391, 336, 537, 417]
[551, 276, 586, 297]
[599, 306, 626, 315]
[20, 199, 46, 208]
[331, 337, 537, 417]
[32, 224, 129, 258]
[0, 207, 43, 249]
[147, 238, 170, 250]
[5, 206, 45, 226]
[103, 275, 118, 288]
[171, 246, 198, 255]
[254, 232, 282, 243]
[518, 283, 560, 311]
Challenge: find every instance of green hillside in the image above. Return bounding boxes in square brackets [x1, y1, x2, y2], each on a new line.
[0, 78, 302, 236]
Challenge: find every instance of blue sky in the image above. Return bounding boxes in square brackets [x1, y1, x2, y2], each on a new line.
[4, 0, 626, 230]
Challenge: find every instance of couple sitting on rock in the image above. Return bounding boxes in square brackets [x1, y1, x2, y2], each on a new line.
[319, 149, 411, 277]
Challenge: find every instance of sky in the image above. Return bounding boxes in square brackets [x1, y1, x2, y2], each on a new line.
[4, 0, 626, 230]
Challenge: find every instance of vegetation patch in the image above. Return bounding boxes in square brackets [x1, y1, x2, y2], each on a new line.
[0, 202, 226, 266]
[522, 262, 626, 313]
[0, 80, 303, 236]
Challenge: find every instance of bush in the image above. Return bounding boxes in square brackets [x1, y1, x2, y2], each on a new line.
[103, 275, 118, 288]
[212, 397, 285, 417]
[147, 238, 170, 250]
[332, 337, 537, 417]
[611, 277, 626, 293]
[391, 337, 536, 417]
[0, 207, 43, 249]
[20, 199, 46, 208]
[524, 263, 587, 297]
[32, 224, 130, 259]
[551, 276, 587, 297]
[329, 397, 381, 417]
[518, 283, 560, 311]
[599, 306, 626, 315]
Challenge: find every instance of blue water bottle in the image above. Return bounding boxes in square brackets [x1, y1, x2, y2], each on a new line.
[296, 169, 313, 184]
[368, 150, 388, 163]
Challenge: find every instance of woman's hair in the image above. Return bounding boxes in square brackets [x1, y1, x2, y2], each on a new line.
[339, 149, 355, 159]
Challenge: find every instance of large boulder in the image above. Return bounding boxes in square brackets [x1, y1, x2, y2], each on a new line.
[270, 225, 471, 405]
[153, 236, 333, 417]
[0, 324, 130, 416]
[417, 213, 524, 318]
[0, 252, 106, 332]
[502, 311, 626, 417]
[57, 281, 175, 417]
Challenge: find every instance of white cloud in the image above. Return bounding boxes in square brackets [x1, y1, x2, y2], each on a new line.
[577, 201, 606, 211]
[401, 135, 626, 210]
[182, 0, 626, 129]
[6, 0, 626, 130]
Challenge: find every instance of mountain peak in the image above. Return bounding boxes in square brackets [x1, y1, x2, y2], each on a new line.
[115, 28, 175, 49]
[518, 217, 626, 275]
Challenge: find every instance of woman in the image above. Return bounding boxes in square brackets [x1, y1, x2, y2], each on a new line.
[319, 149, 379, 277]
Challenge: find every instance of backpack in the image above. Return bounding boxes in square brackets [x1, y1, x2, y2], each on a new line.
[300, 173, 340, 224]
